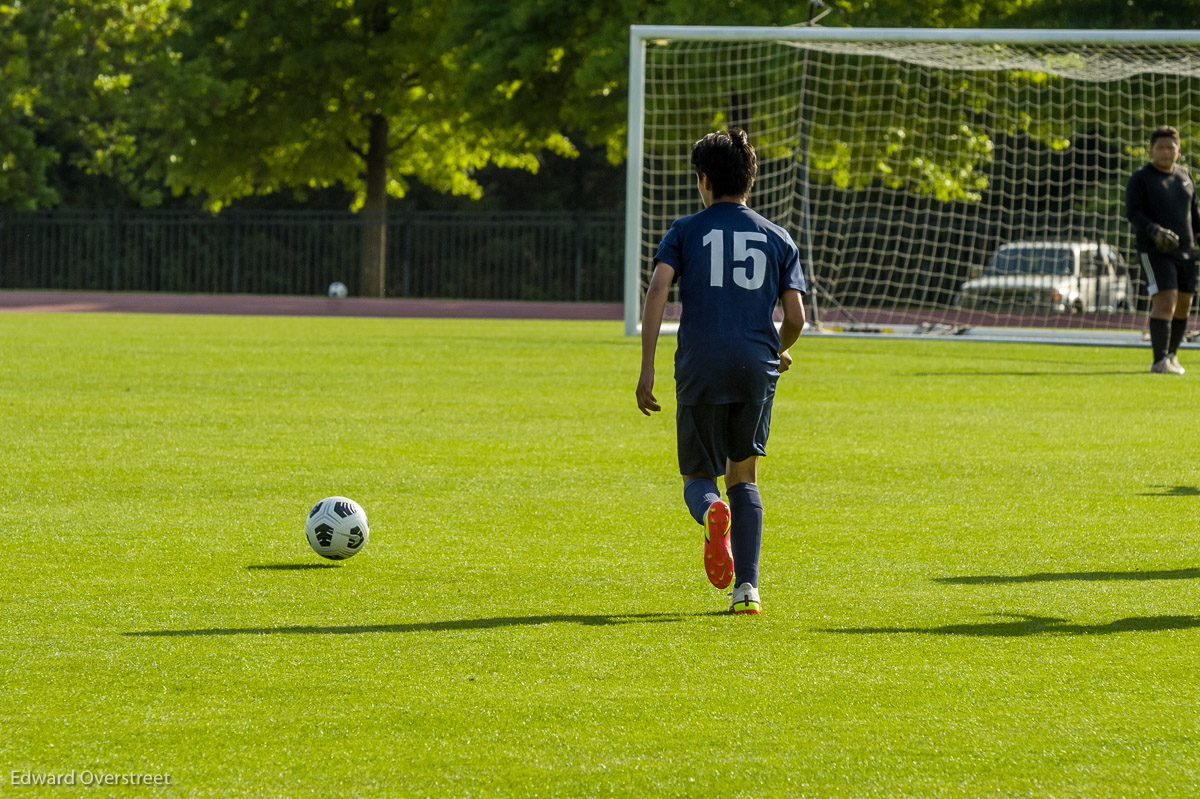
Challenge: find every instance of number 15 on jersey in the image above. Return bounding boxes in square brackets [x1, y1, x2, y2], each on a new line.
[701, 229, 768, 290]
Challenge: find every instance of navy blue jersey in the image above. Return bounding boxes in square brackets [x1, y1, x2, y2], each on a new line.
[654, 201, 805, 405]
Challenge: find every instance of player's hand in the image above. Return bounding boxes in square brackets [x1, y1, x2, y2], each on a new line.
[778, 349, 793, 373]
[1152, 225, 1180, 252]
[636, 368, 660, 415]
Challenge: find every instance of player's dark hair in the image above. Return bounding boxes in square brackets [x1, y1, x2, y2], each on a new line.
[1151, 125, 1181, 146]
[692, 129, 757, 199]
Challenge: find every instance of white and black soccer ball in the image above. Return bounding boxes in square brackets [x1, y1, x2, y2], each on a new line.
[305, 496, 369, 560]
[327, 281, 349, 299]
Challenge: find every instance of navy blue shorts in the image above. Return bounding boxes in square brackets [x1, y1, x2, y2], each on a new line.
[676, 400, 773, 477]
[1139, 250, 1198, 295]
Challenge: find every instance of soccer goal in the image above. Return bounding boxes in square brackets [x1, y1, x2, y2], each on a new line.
[624, 26, 1200, 344]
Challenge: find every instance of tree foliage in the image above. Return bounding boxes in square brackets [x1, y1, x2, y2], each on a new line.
[0, 0, 206, 209]
[7, 0, 1200, 214]
[163, 0, 574, 210]
[448, 0, 810, 166]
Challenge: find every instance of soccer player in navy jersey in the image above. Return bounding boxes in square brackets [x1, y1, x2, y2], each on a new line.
[1127, 125, 1200, 374]
[636, 129, 807, 615]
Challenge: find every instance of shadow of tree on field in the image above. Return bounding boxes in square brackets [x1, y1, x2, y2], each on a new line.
[124, 612, 710, 638]
[823, 613, 1200, 638]
[934, 568, 1200, 585]
[1138, 485, 1200, 497]
[910, 369, 1144, 377]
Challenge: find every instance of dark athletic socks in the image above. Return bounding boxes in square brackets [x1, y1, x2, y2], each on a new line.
[727, 483, 763, 589]
[1169, 317, 1188, 355]
[683, 477, 722, 525]
[1150, 317, 1170, 362]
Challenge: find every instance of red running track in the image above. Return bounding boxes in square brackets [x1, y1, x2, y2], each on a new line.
[0, 290, 624, 320]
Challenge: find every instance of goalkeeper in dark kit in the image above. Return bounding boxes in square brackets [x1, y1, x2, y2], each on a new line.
[1127, 125, 1200, 374]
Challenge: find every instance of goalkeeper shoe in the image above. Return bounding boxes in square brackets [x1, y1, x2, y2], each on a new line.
[1168, 353, 1186, 374]
[703, 500, 734, 590]
[1151, 358, 1171, 374]
[729, 583, 761, 615]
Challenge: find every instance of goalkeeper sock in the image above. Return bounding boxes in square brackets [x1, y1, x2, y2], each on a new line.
[1150, 317, 1170, 362]
[1169, 317, 1188, 354]
[683, 477, 722, 525]
[727, 482, 763, 588]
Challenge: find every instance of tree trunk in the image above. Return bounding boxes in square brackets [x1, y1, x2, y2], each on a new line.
[361, 113, 389, 298]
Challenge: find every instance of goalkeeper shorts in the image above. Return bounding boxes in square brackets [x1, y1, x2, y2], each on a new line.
[676, 400, 773, 477]
[1139, 250, 1197, 295]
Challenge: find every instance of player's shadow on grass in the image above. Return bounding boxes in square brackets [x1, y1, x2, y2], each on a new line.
[124, 612, 710, 638]
[933, 567, 1200, 585]
[1138, 484, 1200, 497]
[824, 613, 1200, 637]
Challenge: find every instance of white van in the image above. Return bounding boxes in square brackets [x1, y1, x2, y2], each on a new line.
[957, 241, 1133, 313]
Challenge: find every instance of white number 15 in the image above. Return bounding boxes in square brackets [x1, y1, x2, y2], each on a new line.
[701, 229, 767, 290]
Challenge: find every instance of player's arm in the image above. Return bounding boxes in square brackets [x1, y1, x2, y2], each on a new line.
[636, 262, 675, 415]
[1126, 173, 1153, 232]
[777, 289, 805, 374]
[1125, 174, 1162, 236]
[1190, 181, 1200, 243]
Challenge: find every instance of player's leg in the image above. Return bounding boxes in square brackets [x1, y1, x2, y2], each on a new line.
[1142, 252, 1179, 372]
[683, 474, 722, 524]
[1150, 289, 1177, 371]
[724, 401, 771, 614]
[1168, 258, 1196, 373]
[689, 474, 733, 589]
[677, 405, 733, 589]
[1169, 292, 1193, 373]
[726, 456, 762, 615]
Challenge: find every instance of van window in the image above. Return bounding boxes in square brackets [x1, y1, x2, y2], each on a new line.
[986, 247, 1073, 276]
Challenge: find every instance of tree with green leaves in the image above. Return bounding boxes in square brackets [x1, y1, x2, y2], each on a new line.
[165, 1, 575, 296]
[448, 0, 812, 167]
[0, 0, 204, 209]
[451, 0, 1200, 190]
[9, 0, 1196, 282]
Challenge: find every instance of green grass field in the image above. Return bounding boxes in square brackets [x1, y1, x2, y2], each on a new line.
[3, 312, 1199, 797]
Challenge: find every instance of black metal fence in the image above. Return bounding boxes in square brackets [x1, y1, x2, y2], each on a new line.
[0, 210, 625, 302]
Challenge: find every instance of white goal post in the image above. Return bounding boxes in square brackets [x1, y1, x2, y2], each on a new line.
[624, 26, 1200, 344]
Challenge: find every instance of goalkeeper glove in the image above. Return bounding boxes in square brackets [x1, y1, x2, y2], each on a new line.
[1151, 225, 1181, 253]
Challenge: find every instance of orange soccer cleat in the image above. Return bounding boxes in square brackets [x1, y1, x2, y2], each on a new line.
[703, 500, 734, 589]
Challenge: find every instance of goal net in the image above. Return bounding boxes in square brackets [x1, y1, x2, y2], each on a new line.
[624, 27, 1200, 344]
